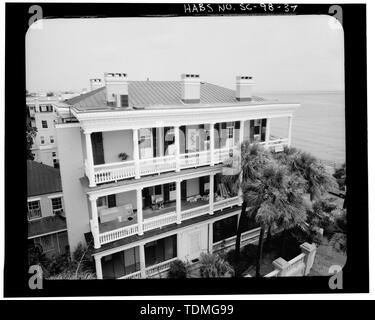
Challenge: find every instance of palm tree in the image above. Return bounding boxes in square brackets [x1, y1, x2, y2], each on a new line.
[288, 151, 337, 202]
[243, 163, 306, 276]
[229, 142, 271, 273]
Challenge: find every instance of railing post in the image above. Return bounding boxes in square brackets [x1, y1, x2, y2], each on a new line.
[133, 128, 140, 178]
[208, 222, 213, 253]
[300, 242, 317, 275]
[272, 257, 290, 277]
[209, 173, 214, 215]
[136, 188, 144, 235]
[94, 255, 103, 279]
[287, 116, 293, 147]
[210, 123, 215, 166]
[174, 126, 180, 172]
[89, 195, 100, 249]
[239, 120, 244, 147]
[176, 179, 182, 224]
[84, 131, 96, 187]
[265, 118, 271, 147]
[139, 244, 146, 278]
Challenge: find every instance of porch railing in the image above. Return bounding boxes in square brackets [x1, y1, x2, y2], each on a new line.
[212, 227, 262, 253]
[181, 204, 210, 221]
[143, 211, 178, 232]
[145, 257, 178, 277]
[99, 223, 139, 245]
[179, 150, 211, 169]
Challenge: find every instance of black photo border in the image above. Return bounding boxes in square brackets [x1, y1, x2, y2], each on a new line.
[4, 2, 368, 297]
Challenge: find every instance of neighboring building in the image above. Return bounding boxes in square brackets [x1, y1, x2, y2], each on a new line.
[26, 97, 60, 168]
[27, 160, 69, 258]
[55, 73, 299, 279]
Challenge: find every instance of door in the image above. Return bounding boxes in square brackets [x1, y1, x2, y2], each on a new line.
[179, 226, 208, 261]
[91, 132, 105, 165]
[139, 128, 153, 159]
[169, 182, 176, 201]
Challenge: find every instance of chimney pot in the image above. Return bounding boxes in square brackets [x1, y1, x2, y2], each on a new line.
[90, 78, 103, 91]
[236, 75, 255, 101]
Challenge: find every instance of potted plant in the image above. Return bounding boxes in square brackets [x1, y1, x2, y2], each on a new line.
[118, 152, 128, 161]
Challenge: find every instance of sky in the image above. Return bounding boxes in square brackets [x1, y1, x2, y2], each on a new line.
[26, 15, 344, 93]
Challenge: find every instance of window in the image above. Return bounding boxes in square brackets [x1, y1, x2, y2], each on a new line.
[53, 159, 59, 169]
[41, 120, 48, 128]
[97, 196, 108, 208]
[51, 197, 63, 215]
[28, 200, 41, 220]
[213, 215, 238, 243]
[50, 136, 54, 143]
[120, 95, 128, 108]
[40, 235, 54, 252]
[169, 183, 176, 192]
[39, 105, 53, 112]
[227, 122, 235, 139]
[102, 247, 140, 279]
[52, 152, 56, 157]
[145, 235, 177, 267]
[40, 136, 45, 144]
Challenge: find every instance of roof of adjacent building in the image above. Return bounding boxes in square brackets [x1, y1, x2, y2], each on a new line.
[28, 215, 67, 238]
[65, 81, 268, 113]
[27, 160, 62, 197]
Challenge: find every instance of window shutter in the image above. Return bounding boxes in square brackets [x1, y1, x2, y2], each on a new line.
[261, 119, 267, 141]
[181, 180, 187, 200]
[152, 128, 157, 157]
[250, 120, 255, 143]
[91, 132, 105, 165]
[235, 121, 240, 129]
[107, 194, 117, 208]
[163, 184, 170, 202]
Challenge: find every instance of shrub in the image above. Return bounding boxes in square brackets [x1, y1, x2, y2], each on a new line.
[167, 259, 190, 279]
[199, 253, 234, 278]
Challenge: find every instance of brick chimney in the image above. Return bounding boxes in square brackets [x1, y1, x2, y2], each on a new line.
[104, 72, 129, 108]
[90, 78, 103, 91]
[181, 74, 200, 103]
[236, 76, 255, 101]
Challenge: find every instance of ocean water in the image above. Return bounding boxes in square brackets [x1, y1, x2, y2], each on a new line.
[261, 91, 345, 167]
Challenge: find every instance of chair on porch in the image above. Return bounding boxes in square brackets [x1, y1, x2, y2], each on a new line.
[151, 194, 164, 210]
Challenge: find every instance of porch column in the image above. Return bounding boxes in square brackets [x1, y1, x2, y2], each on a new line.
[209, 173, 214, 215]
[210, 123, 215, 166]
[94, 255, 103, 279]
[139, 244, 146, 278]
[239, 120, 245, 147]
[174, 126, 180, 172]
[208, 222, 213, 253]
[84, 131, 96, 187]
[158, 127, 164, 157]
[133, 128, 140, 178]
[136, 188, 144, 236]
[265, 118, 271, 147]
[287, 116, 293, 147]
[89, 195, 100, 249]
[176, 179, 182, 224]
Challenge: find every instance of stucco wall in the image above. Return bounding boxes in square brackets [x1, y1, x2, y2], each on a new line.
[103, 130, 134, 163]
[116, 190, 137, 209]
[56, 125, 90, 252]
[186, 178, 199, 197]
[28, 192, 64, 218]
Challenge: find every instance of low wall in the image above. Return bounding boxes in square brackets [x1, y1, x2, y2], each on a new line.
[245, 242, 317, 277]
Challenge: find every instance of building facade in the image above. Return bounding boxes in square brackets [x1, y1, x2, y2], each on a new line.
[27, 160, 69, 258]
[55, 73, 299, 279]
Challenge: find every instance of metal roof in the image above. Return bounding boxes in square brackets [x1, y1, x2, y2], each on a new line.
[28, 216, 67, 238]
[27, 160, 62, 197]
[65, 81, 267, 113]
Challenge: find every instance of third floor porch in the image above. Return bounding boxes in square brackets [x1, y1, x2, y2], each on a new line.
[82, 117, 292, 187]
